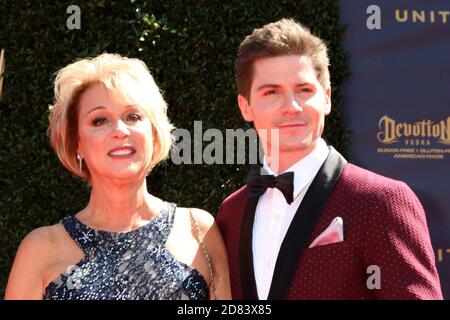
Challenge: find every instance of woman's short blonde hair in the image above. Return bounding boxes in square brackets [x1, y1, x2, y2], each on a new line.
[48, 53, 174, 181]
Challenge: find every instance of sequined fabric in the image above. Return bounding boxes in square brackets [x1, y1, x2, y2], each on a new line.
[44, 202, 208, 300]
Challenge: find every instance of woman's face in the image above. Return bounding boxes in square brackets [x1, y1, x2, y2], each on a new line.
[77, 84, 153, 182]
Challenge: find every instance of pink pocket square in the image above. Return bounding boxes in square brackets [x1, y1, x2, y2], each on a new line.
[308, 217, 344, 248]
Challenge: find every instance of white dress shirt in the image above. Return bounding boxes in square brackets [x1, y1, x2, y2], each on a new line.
[252, 138, 330, 299]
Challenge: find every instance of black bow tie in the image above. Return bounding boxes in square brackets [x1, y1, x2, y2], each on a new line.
[247, 165, 294, 204]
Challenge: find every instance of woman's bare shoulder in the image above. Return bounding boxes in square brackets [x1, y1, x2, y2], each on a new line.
[18, 223, 67, 259]
[4, 222, 68, 299]
[187, 208, 231, 299]
[185, 207, 225, 244]
[188, 208, 215, 229]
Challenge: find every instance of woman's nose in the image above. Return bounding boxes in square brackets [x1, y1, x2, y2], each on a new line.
[111, 120, 131, 139]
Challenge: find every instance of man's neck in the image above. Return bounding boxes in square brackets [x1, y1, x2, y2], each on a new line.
[265, 141, 321, 174]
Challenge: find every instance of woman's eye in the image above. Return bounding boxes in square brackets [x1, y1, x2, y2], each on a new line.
[127, 113, 142, 122]
[92, 117, 107, 126]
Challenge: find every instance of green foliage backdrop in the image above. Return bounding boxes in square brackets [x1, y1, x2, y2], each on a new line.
[0, 0, 350, 296]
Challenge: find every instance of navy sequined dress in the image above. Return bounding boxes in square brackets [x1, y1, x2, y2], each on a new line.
[44, 202, 209, 300]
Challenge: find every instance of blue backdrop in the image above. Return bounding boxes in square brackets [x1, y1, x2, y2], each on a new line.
[339, 0, 450, 299]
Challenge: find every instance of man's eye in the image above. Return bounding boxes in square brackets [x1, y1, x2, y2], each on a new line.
[264, 90, 277, 96]
[92, 117, 107, 126]
[127, 113, 142, 122]
[299, 87, 313, 93]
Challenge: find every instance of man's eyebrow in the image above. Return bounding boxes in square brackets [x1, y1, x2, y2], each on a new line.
[256, 83, 281, 91]
[256, 82, 313, 91]
[295, 82, 313, 87]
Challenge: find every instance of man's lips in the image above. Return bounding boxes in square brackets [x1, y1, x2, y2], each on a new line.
[277, 123, 307, 128]
[107, 146, 136, 157]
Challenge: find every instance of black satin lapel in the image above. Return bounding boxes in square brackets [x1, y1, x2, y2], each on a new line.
[267, 147, 347, 300]
[239, 193, 259, 300]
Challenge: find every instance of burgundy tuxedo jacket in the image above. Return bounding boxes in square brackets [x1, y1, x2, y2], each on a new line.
[216, 147, 443, 299]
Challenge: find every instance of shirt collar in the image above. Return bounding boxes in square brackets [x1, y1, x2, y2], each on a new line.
[263, 138, 330, 198]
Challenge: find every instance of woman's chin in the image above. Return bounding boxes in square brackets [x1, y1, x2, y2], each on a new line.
[101, 167, 146, 182]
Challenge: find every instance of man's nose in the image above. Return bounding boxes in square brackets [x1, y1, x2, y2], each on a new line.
[282, 92, 303, 113]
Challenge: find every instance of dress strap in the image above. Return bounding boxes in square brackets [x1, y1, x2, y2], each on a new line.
[189, 209, 216, 300]
[61, 215, 96, 254]
[161, 202, 177, 244]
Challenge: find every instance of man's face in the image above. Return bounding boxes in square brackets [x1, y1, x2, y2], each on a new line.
[238, 55, 331, 161]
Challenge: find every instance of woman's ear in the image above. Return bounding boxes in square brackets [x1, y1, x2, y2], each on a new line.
[237, 95, 254, 122]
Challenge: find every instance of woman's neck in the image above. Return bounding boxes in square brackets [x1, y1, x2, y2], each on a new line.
[77, 177, 163, 232]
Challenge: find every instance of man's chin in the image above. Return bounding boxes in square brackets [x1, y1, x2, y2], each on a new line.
[277, 138, 313, 152]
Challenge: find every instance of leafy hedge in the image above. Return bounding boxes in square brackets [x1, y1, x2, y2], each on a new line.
[0, 0, 350, 296]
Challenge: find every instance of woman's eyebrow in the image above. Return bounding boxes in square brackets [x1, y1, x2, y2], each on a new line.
[85, 105, 106, 116]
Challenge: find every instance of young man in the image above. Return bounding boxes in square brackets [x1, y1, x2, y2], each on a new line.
[216, 18, 442, 300]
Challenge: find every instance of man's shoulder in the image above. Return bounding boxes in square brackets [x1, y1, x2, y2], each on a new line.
[342, 162, 404, 186]
[339, 162, 416, 200]
[220, 185, 248, 207]
[216, 185, 248, 226]
[334, 163, 426, 233]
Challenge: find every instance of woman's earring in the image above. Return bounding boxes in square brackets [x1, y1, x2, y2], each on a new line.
[77, 154, 83, 172]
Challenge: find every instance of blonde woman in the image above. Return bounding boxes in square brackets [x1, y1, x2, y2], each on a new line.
[5, 53, 231, 300]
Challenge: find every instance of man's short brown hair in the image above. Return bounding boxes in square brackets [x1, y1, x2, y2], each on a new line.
[236, 18, 330, 100]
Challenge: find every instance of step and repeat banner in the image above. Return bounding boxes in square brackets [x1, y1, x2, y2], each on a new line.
[339, 0, 450, 299]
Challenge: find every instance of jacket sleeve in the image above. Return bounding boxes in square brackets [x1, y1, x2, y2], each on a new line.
[362, 181, 443, 299]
